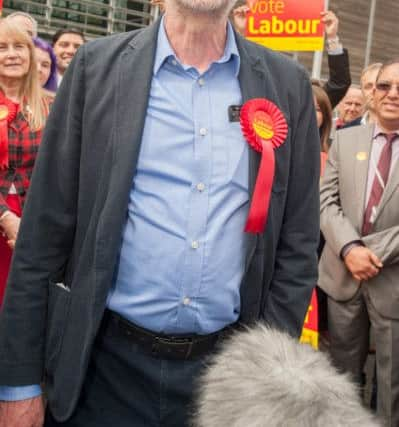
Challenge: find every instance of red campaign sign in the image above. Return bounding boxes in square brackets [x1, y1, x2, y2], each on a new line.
[300, 289, 319, 349]
[303, 289, 318, 332]
[246, 0, 325, 51]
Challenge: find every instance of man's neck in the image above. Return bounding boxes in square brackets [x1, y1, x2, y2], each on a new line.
[163, 7, 229, 74]
[376, 119, 399, 134]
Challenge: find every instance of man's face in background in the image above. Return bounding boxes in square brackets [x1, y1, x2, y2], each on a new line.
[53, 32, 84, 74]
[337, 87, 365, 124]
[361, 68, 381, 113]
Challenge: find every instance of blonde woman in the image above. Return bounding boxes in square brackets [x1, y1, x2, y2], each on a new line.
[0, 19, 50, 307]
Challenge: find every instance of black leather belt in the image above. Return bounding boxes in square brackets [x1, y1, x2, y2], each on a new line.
[103, 310, 237, 360]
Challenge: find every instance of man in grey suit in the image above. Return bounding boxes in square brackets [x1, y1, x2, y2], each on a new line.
[319, 59, 399, 426]
[0, 0, 320, 424]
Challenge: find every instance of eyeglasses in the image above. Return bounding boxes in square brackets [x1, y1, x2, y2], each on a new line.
[375, 82, 399, 94]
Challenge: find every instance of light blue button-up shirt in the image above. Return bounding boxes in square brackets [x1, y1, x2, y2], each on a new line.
[0, 19, 249, 400]
[108, 19, 249, 334]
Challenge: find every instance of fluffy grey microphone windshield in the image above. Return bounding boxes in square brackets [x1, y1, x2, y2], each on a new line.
[194, 323, 380, 427]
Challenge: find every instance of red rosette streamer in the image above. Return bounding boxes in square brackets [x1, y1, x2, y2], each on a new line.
[0, 92, 18, 170]
[240, 98, 288, 233]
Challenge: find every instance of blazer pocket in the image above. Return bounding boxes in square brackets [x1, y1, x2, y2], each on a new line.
[45, 279, 72, 375]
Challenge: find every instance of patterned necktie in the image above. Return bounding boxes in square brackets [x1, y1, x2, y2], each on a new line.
[362, 133, 398, 235]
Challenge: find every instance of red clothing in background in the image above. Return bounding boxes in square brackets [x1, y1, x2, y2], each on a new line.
[0, 107, 46, 307]
[0, 195, 21, 307]
[0, 111, 43, 217]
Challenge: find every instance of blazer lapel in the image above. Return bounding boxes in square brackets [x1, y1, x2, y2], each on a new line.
[110, 21, 160, 198]
[236, 34, 280, 199]
[354, 124, 374, 227]
[375, 150, 399, 220]
[93, 21, 161, 281]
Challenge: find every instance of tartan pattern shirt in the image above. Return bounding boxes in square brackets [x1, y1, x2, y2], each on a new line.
[0, 111, 43, 216]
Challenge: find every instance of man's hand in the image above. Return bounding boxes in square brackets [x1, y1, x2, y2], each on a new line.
[0, 211, 20, 246]
[321, 10, 339, 39]
[232, 5, 249, 36]
[344, 246, 383, 281]
[0, 397, 44, 427]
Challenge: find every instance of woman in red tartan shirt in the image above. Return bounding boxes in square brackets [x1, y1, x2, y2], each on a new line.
[0, 20, 50, 307]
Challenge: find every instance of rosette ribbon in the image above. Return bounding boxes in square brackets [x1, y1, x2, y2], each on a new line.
[0, 92, 18, 170]
[240, 98, 288, 233]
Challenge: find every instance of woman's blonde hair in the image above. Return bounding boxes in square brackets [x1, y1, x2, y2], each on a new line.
[0, 18, 48, 130]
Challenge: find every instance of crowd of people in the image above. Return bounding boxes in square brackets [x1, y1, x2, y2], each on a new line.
[0, 12, 85, 306]
[0, 2, 397, 427]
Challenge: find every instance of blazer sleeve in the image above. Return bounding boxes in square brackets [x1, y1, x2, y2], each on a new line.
[262, 74, 320, 338]
[319, 133, 360, 256]
[0, 46, 86, 385]
[362, 226, 399, 266]
[323, 49, 351, 109]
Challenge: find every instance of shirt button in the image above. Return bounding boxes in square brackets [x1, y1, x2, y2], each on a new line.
[199, 128, 207, 136]
[172, 59, 177, 66]
[196, 183, 205, 192]
[191, 240, 199, 249]
[183, 297, 191, 306]
[198, 78, 205, 86]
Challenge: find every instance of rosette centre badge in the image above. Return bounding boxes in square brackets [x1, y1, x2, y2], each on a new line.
[240, 98, 288, 233]
[252, 111, 274, 140]
[0, 105, 9, 121]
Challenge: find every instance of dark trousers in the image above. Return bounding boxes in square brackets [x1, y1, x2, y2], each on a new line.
[45, 317, 209, 427]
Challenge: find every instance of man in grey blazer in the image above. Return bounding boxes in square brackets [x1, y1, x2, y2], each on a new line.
[0, 0, 320, 424]
[319, 59, 399, 426]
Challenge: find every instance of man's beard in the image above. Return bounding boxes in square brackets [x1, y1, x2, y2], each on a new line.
[174, 0, 235, 16]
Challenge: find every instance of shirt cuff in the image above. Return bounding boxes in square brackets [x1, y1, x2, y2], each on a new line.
[340, 240, 364, 259]
[0, 385, 42, 401]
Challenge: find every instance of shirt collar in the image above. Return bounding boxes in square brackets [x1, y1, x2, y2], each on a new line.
[373, 124, 399, 139]
[153, 17, 240, 76]
[361, 111, 369, 125]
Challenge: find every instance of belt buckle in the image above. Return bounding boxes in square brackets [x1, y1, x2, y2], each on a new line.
[152, 336, 193, 360]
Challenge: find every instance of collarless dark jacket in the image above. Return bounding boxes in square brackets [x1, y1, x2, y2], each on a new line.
[0, 20, 320, 421]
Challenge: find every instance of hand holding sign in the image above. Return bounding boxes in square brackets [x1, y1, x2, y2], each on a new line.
[246, 0, 325, 51]
[321, 10, 338, 39]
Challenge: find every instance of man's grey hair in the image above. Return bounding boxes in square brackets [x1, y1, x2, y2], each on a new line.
[194, 324, 381, 427]
[361, 62, 383, 81]
[6, 11, 38, 37]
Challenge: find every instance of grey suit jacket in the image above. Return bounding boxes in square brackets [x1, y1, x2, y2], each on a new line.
[319, 124, 399, 317]
[0, 20, 320, 421]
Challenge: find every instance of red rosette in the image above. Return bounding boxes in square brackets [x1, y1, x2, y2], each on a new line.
[0, 92, 18, 170]
[240, 98, 288, 233]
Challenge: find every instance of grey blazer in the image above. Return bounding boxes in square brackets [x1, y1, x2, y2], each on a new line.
[319, 124, 399, 317]
[0, 20, 320, 421]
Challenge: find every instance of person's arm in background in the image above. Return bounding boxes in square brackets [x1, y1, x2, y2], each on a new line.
[321, 10, 351, 109]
